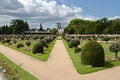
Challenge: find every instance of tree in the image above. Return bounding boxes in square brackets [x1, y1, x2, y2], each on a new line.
[39, 23, 44, 31]
[24, 21, 29, 30]
[50, 28, 58, 35]
[57, 22, 61, 30]
[1, 25, 6, 34]
[65, 27, 75, 34]
[65, 17, 120, 34]
[10, 19, 29, 34]
[109, 41, 120, 58]
[0, 27, 2, 34]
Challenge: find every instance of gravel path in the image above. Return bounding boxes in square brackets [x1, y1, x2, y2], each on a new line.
[0, 40, 120, 80]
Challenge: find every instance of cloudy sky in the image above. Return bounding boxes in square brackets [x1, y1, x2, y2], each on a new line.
[0, 0, 120, 29]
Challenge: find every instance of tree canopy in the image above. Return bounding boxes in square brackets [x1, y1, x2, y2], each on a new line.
[0, 19, 29, 34]
[65, 17, 120, 34]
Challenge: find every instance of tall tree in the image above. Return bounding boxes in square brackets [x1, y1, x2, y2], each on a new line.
[57, 22, 61, 30]
[10, 19, 29, 34]
[39, 23, 44, 31]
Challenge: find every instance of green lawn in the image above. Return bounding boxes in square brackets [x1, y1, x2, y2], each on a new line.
[1, 39, 56, 61]
[0, 53, 38, 80]
[63, 39, 120, 74]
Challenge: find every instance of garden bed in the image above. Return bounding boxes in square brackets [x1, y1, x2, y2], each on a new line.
[63, 39, 120, 74]
[0, 53, 37, 80]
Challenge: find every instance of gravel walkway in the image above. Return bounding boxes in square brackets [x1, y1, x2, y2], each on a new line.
[0, 40, 120, 80]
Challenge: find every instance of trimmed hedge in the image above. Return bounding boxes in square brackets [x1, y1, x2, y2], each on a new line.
[69, 39, 80, 48]
[32, 43, 44, 54]
[81, 41, 105, 67]
[74, 47, 81, 53]
[40, 39, 48, 48]
[17, 43, 24, 48]
[25, 41, 31, 47]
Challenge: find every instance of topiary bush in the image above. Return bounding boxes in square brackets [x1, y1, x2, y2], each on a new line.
[44, 37, 52, 43]
[44, 44, 48, 48]
[74, 47, 81, 53]
[40, 39, 47, 46]
[66, 38, 71, 42]
[25, 41, 31, 47]
[81, 41, 105, 67]
[20, 35, 25, 40]
[102, 36, 111, 43]
[32, 43, 44, 54]
[17, 43, 24, 48]
[40, 39, 48, 48]
[13, 39, 17, 44]
[69, 39, 80, 48]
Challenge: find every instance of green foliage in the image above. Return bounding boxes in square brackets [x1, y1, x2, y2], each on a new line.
[25, 41, 31, 47]
[20, 36, 25, 40]
[66, 38, 71, 42]
[32, 43, 44, 54]
[63, 39, 120, 74]
[50, 28, 58, 35]
[102, 36, 111, 43]
[109, 41, 120, 58]
[81, 41, 105, 67]
[74, 47, 81, 53]
[2, 38, 11, 43]
[13, 39, 17, 44]
[0, 53, 37, 80]
[11, 19, 29, 34]
[65, 27, 75, 34]
[39, 23, 44, 31]
[44, 37, 52, 43]
[17, 43, 24, 48]
[44, 44, 48, 48]
[40, 39, 48, 48]
[69, 39, 80, 48]
[65, 17, 120, 34]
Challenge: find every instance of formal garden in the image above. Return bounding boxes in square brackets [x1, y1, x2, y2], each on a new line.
[0, 35, 57, 61]
[63, 35, 120, 74]
[0, 17, 120, 79]
[0, 35, 56, 79]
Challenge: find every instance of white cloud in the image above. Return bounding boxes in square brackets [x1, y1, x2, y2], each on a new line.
[108, 16, 120, 20]
[0, 0, 82, 28]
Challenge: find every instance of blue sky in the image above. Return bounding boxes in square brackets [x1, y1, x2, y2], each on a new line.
[59, 0, 120, 17]
[0, 0, 120, 29]
[79, 0, 120, 17]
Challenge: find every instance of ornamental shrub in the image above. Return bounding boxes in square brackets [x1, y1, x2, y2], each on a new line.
[32, 43, 44, 54]
[44, 37, 52, 43]
[25, 41, 31, 47]
[74, 47, 81, 53]
[102, 36, 111, 43]
[17, 43, 24, 48]
[40, 39, 48, 48]
[69, 39, 80, 48]
[81, 41, 105, 67]
[13, 39, 17, 44]
[2, 38, 11, 43]
[109, 41, 120, 58]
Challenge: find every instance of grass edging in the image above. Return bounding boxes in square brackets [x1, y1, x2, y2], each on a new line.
[0, 53, 37, 80]
[62, 39, 120, 74]
[1, 39, 56, 61]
